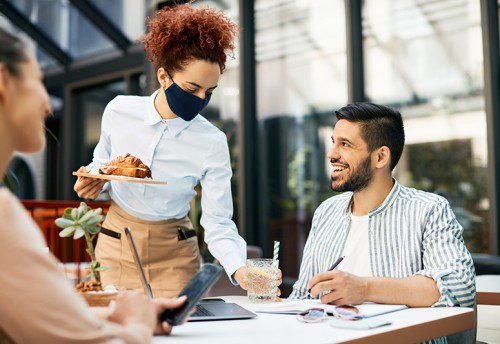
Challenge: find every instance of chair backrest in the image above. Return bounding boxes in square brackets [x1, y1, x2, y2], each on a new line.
[247, 245, 263, 260]
[21, 200, 110, 262]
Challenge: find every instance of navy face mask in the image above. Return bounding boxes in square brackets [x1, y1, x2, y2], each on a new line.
[163, 77, 211, 121]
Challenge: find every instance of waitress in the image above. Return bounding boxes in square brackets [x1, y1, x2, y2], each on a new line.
[74, 4, 247, 297]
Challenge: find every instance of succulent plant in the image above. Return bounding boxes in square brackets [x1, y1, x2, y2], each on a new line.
[55, 202, 108, 283]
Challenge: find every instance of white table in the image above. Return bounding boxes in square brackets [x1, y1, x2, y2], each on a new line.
[153, 296, 474, 344]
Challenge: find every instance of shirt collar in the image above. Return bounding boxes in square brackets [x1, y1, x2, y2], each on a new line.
[342, 178, 401, 218]
[369, 178, 401, 216]
[144, 89, 193, 137]
[144, 89, 163, 126]
[167, 116, 193, 137]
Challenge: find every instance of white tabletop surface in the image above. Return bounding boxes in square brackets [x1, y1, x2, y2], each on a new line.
[152, 296, 474, 344]
[477, 275, 500, 292]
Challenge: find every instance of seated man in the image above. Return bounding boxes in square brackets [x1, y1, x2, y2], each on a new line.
[290, 103, 475, 310]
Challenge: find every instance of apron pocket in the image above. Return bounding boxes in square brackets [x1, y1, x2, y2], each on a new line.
[100, 227, 121, 239]
[175, 235, 201, 292]
[95, 228, 122, 287]
[177, 226, 197, 241]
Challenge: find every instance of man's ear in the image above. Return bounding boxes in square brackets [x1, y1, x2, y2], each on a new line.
[374, 146, 391, 169]
[156, 67, 172, 90]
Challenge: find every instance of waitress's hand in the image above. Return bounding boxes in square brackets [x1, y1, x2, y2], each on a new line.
[234, 267, 283, 299]
[234, 267, 248, 290]
[74, 166, 106, 199]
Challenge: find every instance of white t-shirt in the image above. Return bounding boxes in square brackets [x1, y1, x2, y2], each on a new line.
[338, 214, 373, 277]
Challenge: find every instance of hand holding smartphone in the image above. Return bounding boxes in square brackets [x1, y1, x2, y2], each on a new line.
[160, 263, 223, 325]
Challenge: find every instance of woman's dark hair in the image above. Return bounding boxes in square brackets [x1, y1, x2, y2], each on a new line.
[335, 102, 405, 171]
[0, 27, 28, 76]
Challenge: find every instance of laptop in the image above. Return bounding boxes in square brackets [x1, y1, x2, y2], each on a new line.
[124, 227, 257, 321]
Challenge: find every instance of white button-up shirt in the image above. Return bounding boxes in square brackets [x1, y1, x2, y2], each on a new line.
[87, 90, 246, 278]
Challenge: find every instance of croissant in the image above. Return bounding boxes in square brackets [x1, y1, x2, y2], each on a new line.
[99, 153, 152, 178]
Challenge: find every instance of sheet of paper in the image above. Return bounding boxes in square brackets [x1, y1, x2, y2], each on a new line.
[254, 299, 407, 318]
[254, 299, 319, 314]
[329, 317, 392, 329]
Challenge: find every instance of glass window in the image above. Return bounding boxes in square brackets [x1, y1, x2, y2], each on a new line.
[73, 80, 126, 168]
[0, 14, 59, 69]
[256, 0, 348, 281]
[363, 0, 488, 253]
[7, 0, 117, 59]
[90, 0, 146, 40]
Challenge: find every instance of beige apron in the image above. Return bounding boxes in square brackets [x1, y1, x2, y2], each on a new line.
[95, 202, 200, 298]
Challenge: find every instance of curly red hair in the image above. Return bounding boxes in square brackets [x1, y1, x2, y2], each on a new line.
[143, 3, 238, 73]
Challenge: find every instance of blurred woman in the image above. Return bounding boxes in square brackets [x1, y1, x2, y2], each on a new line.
[0, 27, 185, 343]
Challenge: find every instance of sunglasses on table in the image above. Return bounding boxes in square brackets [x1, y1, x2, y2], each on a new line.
[296, 305, 361, 323]
[296, 308, 327, 323]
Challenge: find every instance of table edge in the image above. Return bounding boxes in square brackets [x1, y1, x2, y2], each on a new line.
[477, 291, 500, 306]
[338, 309, 475, 344]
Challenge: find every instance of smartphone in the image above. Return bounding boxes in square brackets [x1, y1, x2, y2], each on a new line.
[160, 263, 223, 325]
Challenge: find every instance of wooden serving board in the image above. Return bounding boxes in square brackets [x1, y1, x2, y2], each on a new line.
[72, 172, 167, 185]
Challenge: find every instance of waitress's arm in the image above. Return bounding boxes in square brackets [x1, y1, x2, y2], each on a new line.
[199, 135, 247, 284]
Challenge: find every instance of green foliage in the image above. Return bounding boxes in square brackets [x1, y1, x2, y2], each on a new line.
[406, 140, 488, 252]
[55, 202, 106, 282]
[283, 145, 319, 214]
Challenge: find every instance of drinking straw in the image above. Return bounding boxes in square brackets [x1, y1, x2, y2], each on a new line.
[272, 241, 280, 295]
[273, 241, 280, 262]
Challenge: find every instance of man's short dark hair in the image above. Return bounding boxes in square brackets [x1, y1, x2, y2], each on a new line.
[335, 102, 405, 171]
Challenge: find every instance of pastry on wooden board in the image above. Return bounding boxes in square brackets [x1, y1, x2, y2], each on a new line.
[99, 153, 152, 178]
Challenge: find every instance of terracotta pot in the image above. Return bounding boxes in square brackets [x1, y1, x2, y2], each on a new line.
[80, 291, 118, 307]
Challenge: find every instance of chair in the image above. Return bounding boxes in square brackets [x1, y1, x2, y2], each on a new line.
[21, 200, 110, 262]
[476, 275, 500, 344]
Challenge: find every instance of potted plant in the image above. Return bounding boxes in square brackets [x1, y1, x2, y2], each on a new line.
[55, 202, 117, 306]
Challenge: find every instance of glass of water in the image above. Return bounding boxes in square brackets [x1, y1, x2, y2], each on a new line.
[246, 258, 279, 302]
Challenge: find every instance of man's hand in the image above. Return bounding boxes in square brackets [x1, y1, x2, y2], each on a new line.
[74, 166, 106, 199]
[108, 291, 156, 331]
[307, 270, 368, 305]
[234, 266, 283, 299]
[152, 296, 188, 335]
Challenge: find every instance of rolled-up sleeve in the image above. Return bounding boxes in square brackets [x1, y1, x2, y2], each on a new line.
[415, 200, 476, 307]
[199, 134, 247, 282]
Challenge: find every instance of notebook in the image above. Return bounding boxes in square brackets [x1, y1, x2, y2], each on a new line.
[254, 299, 407, 319]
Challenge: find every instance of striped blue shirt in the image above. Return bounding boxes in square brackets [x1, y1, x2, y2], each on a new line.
[290, 179, 476, 308]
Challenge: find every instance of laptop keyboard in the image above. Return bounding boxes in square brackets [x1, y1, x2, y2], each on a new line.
[192, 304, 215, 317]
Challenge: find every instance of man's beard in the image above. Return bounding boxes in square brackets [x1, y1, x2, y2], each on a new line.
[331, 155, 373, 193]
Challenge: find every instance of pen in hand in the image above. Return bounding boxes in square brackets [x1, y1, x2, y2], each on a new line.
[306, 256, 345, 295]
